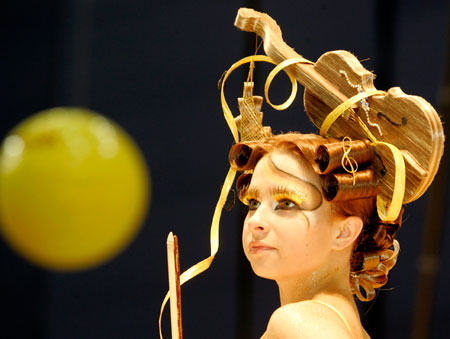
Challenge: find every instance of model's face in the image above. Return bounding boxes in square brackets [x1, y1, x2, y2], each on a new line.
[241, 149, 340, 282]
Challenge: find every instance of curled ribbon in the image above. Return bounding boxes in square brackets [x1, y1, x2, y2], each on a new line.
[264, 57, 314, 110]
[220, 55, 300, 143]
[351, 239, 400, 301]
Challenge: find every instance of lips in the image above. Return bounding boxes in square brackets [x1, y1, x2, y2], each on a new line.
[249, 241, 275, 254]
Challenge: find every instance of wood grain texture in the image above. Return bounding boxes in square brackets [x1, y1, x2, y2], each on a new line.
[234, 8, 444, 204]
[167, 232, 183, 339]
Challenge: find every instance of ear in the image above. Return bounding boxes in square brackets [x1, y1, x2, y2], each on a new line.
[331, 216, 363, 251]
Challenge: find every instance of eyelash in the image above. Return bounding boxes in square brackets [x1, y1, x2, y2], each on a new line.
[272, 192, 305, 209]
[240, 194, 257, 207]
[241, 191, 305, 211]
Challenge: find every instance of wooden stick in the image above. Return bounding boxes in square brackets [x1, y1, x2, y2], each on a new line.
[166, 232, 183, 339]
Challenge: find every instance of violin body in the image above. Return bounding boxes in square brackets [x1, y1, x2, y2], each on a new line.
[235, 8, 444, 204]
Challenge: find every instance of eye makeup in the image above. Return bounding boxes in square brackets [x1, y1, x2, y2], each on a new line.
[270, 185, 306, 208]
[239, 182, 322, 211]
[239, 186, 260, 206]
[268, 155, 323, 211]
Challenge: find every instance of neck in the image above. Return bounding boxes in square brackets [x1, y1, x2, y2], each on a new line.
[276, 259, 354, 306]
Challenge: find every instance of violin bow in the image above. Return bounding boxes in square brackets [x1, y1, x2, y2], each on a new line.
[166, 232, 183, 339]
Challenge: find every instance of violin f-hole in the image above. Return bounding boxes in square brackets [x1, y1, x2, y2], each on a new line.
[377, 112, 408, 127]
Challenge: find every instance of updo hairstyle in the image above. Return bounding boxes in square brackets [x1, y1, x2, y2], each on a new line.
[229, 132, 402, 302]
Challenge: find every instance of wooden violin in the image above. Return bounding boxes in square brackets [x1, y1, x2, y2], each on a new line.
[234, 8, 444, 205]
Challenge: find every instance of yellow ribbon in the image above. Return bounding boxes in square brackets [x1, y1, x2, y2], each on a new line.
[159, 167, 237, 339]
[160, 55, 301, 338]
[374, 142, 405, 221]
[319, 90, 405, 222]
[320, 89, 386, 138]
[264, 57, 314, 110]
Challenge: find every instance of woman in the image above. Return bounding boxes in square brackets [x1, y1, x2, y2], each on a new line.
[229, 133, 401, 338]
[160, 9, 444, 337]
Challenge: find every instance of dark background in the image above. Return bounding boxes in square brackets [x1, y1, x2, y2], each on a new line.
[2, 0, 449, 338]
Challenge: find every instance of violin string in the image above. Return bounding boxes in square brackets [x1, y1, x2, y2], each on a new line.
[340, 70, 383, 136]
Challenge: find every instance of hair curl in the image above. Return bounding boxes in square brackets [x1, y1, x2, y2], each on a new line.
[229, 132, 402, 302]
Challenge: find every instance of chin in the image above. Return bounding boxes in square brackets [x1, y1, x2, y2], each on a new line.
[253, 270, 275, 280]
[249, 262, 279, 280]
[250, 260, 316, 282]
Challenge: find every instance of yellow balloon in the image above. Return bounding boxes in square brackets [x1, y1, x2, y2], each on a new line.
[0, 107, 150, 271]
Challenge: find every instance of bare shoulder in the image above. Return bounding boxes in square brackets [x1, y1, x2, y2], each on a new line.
[265, 301, 352, 339]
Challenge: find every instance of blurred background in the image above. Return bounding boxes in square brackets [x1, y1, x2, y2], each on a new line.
[2, 0, 449, 338]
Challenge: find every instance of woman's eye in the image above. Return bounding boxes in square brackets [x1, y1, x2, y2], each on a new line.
[276, 199, 299, 210]
[248, 199, 260, 210]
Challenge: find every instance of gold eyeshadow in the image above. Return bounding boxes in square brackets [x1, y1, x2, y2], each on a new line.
[239, 185, 307, 208]
[239, 186, 260, 205]
[271, 185, 306, 208]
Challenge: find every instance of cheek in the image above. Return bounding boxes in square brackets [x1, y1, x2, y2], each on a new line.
[278, 220, 309, 253]
[303, 202, 335, 230]
[241, 217, 250, 256]
[272, 214, 307, 251]
[277, 213, 332, 262]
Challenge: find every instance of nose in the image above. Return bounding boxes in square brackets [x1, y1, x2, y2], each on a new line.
[246, 205, 271, 234]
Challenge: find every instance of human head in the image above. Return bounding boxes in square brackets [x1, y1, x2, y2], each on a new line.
[240, 147, 366, 286]
[229, 132, 402, 301]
